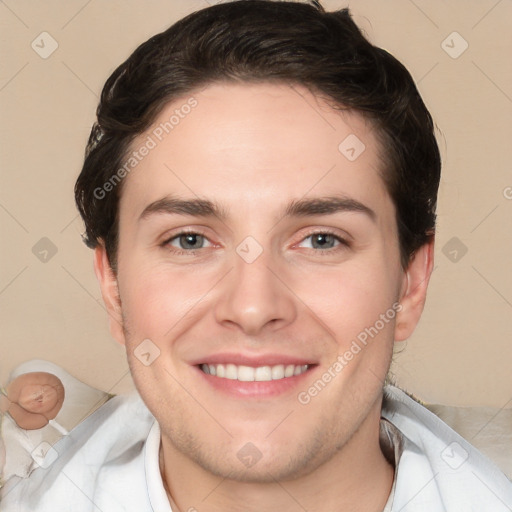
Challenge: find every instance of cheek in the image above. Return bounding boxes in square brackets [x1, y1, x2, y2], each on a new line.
[294, 262, 399, 405]
[117, 261, 217, 341]
[291, 256, 400, 338]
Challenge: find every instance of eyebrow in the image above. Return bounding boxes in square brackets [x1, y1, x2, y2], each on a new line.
[284, 196, 376, 222]
[139, 196, 228, 222]
[138, 195, 376, 223]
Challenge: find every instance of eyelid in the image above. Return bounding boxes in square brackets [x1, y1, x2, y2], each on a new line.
[169, 233, 213, 248]
[294, 227, 352, 248]
[160, 227, 352, 255]
[161, 228, 216, 253]
[160, 226, 210, 243]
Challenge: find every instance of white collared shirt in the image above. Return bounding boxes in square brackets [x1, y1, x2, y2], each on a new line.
[1, 386, 511, 511]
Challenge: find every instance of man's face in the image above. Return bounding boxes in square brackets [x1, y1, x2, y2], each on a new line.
[102, 82, 411, 481]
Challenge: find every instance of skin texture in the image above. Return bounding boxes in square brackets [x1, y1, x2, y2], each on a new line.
[95, 82, 434, 512]
[1, 372, 65, 430]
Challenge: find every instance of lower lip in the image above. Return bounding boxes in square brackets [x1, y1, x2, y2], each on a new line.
[195, 365, 316, 398]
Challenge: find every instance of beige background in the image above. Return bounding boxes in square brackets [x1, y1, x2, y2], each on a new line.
[1, 0, 511, 408]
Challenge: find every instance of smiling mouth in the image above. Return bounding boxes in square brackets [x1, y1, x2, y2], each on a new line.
[199, 363, 310, 382]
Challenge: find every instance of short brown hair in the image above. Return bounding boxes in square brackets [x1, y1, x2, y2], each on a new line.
[75, 0, 441, 270]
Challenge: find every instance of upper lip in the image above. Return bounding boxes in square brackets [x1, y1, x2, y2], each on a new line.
[189, 353, 316, 367]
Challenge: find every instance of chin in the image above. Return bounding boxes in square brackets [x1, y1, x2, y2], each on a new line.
[181, 430, 330, 484]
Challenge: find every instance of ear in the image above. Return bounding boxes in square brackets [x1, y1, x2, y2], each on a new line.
[395, 238, 435, 342]
[93, 244, 126, 346]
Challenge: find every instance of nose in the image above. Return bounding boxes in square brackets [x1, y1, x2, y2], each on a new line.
[214, 249, 297, 336]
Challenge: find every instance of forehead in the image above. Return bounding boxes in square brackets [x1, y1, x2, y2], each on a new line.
[119, 82, 391, 223]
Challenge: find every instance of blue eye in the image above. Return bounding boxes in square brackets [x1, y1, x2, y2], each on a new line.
[310, 233, 337, 249]
[161, 230, 348, 256]
[299, 232, 347, 250]
[166, 233, 212, 251]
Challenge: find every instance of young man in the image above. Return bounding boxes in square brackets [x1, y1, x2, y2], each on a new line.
[2, 1, 511, 510]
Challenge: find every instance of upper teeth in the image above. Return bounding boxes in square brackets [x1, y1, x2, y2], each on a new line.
[201, 363, 309, 381]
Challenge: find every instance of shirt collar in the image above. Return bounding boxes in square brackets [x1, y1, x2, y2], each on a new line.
[380, 417, 405, 511]
[145, 420, 173, 512]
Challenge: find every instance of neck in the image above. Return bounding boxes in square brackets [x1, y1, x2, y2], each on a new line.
[159, 404, 394, 512]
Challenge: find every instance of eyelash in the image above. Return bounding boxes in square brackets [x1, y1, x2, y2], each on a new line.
[298, 229, 350, 254]
[161, 229, 350, 256]
[161, 230, 212, 256]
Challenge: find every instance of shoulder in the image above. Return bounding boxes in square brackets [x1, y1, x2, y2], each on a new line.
[382, 385, 512, 511]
